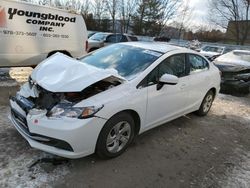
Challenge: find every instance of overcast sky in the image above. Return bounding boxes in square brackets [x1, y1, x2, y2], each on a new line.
[186, 0, 209, 27]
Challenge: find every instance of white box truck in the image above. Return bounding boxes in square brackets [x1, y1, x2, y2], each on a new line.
[0, 0, 88, 67]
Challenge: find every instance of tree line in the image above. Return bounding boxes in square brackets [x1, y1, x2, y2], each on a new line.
[20, 0, 187, 36]
[20, 0, 250, 45]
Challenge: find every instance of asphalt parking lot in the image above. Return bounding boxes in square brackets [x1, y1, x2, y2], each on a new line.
[0, 68, 250, 188]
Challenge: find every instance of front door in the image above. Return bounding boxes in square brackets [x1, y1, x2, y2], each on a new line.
[143, 54, 190, 128]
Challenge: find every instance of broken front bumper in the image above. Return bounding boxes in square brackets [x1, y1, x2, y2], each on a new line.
[9, 96, 107, 158]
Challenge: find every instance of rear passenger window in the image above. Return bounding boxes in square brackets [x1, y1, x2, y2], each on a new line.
[188, 54, 209, 73]
[128, 36, 138, 41]
[121, 35, 128, 42]
[106, 34, 122, 43]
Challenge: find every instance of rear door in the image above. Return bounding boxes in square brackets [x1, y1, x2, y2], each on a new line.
[186, 53, 211, 109]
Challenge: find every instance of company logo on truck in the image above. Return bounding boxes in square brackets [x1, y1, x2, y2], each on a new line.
[0, 7, 7, 28]
[6, 8, 76, 32]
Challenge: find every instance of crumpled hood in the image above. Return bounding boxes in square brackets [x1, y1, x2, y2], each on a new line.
[214, 59, 250, 68]
[31, 53, 125, 92]
[214, 63, 250, 72]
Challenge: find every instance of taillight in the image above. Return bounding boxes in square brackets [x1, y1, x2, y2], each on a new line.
[85, 40, 88, 52]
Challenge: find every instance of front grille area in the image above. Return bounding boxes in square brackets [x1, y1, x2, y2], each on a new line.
[11, 108, 29, 131]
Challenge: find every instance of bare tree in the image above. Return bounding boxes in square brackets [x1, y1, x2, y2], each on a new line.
[105, 0, 120, 32]
[80, 0, 91, 16]
[160, 0, 182, 27]
[132, 0, 182, 36]
[119, 0, 138, 33]
[209, 0, 250, 45]
[171, 1, 193, 39]
[38, 0, 50, 5]
[93, 0, 106, 21]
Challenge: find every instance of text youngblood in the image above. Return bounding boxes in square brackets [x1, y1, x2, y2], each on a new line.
[7, 8, 76, 23]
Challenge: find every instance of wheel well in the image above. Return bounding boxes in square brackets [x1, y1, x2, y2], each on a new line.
[114, 110, 141, 136]
[47, 50, 72, 57]
[209, 88, 216, 97]
[88, 47, 99, 52]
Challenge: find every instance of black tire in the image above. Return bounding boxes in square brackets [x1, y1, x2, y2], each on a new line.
[195, 90, 215, 116]
[47, 51, 72, 58]
[88, 48, 99, 52]
[96, 112, 135, 159]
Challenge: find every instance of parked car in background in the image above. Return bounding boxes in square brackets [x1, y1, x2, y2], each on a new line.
[199, 45, 225, 59]
[9, 42, 220, 159]
[87, 32, 138, 52]
[213, 50, 250, 95]
[199, 45, 234, 61]
[87, 31, 97, 38]
[0, 0, 88, 67]
[87, 32, 111, 52]
[153, 36, 170, 42]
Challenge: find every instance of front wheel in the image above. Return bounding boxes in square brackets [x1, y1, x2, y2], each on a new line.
[196, 90, 215, 116]
[96, 112, 135, 159]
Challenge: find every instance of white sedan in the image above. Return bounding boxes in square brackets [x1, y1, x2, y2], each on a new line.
[9, 42, 221, 159]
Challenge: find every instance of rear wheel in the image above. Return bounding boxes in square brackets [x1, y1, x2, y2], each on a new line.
[96, 112, 135, 159]
[196, 90, 215, 116]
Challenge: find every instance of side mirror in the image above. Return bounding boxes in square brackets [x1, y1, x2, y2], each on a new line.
[157, 74, 178, 90]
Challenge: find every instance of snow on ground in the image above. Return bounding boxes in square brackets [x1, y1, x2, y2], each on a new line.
[214, 94, 250, 124]
[0, 67, 32, 84]
[219, 148, 250, 188]
[202, 94, 250, 188]
[0, 153, 69, 188]
[8, 67, 33, 83]
[0, 106, 70, 188]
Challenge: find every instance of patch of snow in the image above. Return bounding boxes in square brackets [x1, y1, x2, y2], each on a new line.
[0, 106, 70, 188]
[0, 152, 70, 188]
[219, 148, 250, 188]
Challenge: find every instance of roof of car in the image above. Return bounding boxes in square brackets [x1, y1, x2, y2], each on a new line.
[233, 50, 250, 54]
[202, 45, 225, 48]
[122, 42, 188, 53]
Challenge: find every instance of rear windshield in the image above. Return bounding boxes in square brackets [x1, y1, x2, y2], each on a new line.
[129, 36, 138, 41]
[202, 46, 224, 53]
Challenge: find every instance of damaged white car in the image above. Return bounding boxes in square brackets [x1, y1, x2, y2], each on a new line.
[9, 42, 221, 159]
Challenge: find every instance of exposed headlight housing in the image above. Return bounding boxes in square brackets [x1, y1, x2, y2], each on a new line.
[48, 102, 104, 119]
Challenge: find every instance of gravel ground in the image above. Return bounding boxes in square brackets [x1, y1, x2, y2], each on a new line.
[0, 68, 250, 187]
[0, 94, 249, 188]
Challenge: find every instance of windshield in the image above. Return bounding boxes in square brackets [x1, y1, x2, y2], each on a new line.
[89, 33, 109, 41]
[79, 44, 162, 79]
[202, 46, 224, 53]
